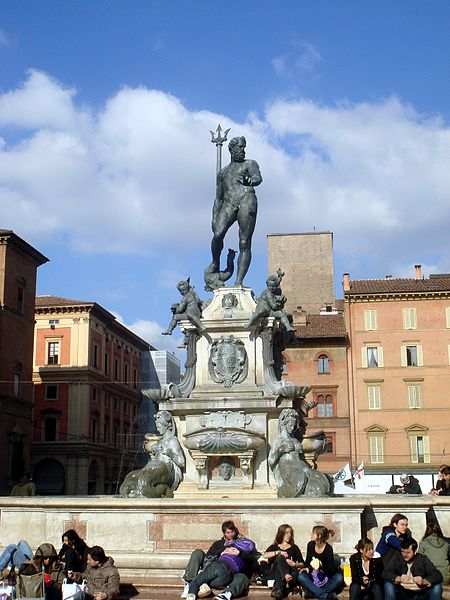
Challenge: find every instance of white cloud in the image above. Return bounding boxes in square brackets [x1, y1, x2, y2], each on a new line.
[272, 42, 321, 78]
[1, 70, 450, 281]
[0, 29, 11, 46]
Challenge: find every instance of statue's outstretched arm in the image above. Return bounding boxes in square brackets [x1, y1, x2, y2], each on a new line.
[246, 160, 262, 186]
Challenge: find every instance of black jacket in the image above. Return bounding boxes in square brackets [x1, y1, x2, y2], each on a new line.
[382, 552, 443, 587]
[350, 553, 383, 587]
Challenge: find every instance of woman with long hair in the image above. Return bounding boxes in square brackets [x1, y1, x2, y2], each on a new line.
[297, 525, 343, 600]
[375, 513, 409, 567]
[261, 524, 304, 599]
[58, 530, 88, 573]
[418, 521, 450, 584]
[349, 538, 383, 600]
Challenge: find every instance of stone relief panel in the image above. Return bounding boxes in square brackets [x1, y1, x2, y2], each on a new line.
[208, 335, 248, 388]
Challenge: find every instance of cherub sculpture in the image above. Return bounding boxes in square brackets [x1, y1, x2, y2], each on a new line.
[246, 269, 294, 331]
[162, 278, 205, 335]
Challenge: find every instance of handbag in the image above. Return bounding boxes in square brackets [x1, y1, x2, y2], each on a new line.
[62, 578, 86, 600]
[16, 570, 46, 599]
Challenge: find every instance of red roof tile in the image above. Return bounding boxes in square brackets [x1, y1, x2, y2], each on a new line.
[295, 314, 347, 339]
[35, 295, 92, 307]
[346, 277, 450, 295]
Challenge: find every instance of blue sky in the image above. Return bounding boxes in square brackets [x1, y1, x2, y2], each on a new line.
[1, 1, 450, 356]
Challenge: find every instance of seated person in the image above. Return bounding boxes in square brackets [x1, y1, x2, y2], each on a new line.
[349, 538, 383, 600]
[186, 536, 256, 600]
[418, 522, 450, 585]
[376, 514, 410, 567]
[58, 530, 88, 573]
[382, 537, 442, 600]
[181, 521, 242, 598]
[68, 546, 120, 600]
[0, 540, 33, 578]
[297, 526, 344, 600]
[18, 543, 64, 600]
[260, 524, 304, 599]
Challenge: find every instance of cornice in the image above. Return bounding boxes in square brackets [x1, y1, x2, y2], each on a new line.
[345, 291, 450, 303]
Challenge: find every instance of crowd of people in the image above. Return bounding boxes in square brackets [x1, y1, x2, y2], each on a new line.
[0, 529, 119, 600]
[0, 509, 449, 600]
[181, 513, 449, 600]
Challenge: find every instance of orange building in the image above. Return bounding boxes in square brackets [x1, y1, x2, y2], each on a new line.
[344, 267, 450, 479]
[283, 304, 351, 473]
[0, 230, 48, 493]
[32, 296, 150, 495]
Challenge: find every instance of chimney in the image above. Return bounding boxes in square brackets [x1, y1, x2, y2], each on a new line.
[415, 264, 422, 280]
[292, 306, 307, 327]
[343, 273, 350, 292]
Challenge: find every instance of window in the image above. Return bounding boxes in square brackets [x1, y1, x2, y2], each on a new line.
[324, 434, 335, 454]
[133, 368, 137, 388]
[44, 417, 57, 441]
[47, 341, 60, 365]
[401, 344, 423, 367]
[317, 355, 330, 374]
[93, 344, 98, 368]
[316, 394, 334, 417]
[91, 418, 97, 442]
[49, 319, 59, 326]
[123, 425, 129, 448]
[17, 287, 24, 313]
[103, 420, 109, 443]
[368, 385, 381, 409]
[114, 358, 119, 380]
[124, 363, 128, 384]
[13, 374, 21, 398]
[45, 385, 58, 400]
[368, 435, 384, 464]
[114, 424, 119, 447]
[446, 307, 450, 328]
[364, 310, 378, 331]
[362, 346, 384, 368]
[403, 308, 417, 330]
[408, 385, 421, 409]
[124, 401, 128, 414]
[410, 434, 430, 464]
[92, 387, 97, 403]
[104, 353, 108, 375]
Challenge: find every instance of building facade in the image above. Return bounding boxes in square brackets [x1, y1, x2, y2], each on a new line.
[283, 306, 351, 474]
[0, 230, 48, 494]
[344, 267, 450, 484]
[268, 232, 335, 315]
[32, 296, 149, 495]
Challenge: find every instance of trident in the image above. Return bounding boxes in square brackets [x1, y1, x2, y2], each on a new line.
[210, 124, 231, 176]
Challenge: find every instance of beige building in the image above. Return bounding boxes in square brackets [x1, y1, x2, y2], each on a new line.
[32, 296, 150, 495]
[343, 267, 450, 477]
[268, 232, 335, 315]
[0, 230, 48, 494]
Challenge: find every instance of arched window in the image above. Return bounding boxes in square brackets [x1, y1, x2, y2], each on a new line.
[317, 354, 330, 374]
[317, 394, 334, 417]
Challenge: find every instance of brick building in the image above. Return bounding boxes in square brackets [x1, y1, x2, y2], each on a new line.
[343, 267, 450, 481]
[32, 296, 150, 495]
[0, 230, 48, 494]
[284, 304, 351, 473]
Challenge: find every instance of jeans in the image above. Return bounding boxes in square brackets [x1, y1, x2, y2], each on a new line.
[183, 549, 206, 582]
[384, 581, 443, 600]
[221, 572, 250, 598]
[0, 540, 33, 570]
[298, 571, 344, 600]
[188, 560, 233, 596]
[350, 583, 384, 600]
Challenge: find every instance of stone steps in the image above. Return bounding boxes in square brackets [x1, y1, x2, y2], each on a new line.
[118, 580, 450, 600]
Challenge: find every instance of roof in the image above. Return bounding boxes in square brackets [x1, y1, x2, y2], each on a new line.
[36, 295, 92, 307]
[295, 313, 347, 339]
[0, 230, 49, 265]
[346, 277, 450, 295]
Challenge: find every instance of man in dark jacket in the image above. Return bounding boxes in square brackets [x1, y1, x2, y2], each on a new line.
[397, 474, 422, 495]
[383, 537, 442, 600]
[181, 521, 242, 598]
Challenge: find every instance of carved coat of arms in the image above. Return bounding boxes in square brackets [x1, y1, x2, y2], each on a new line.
[208, 335, 248, 388]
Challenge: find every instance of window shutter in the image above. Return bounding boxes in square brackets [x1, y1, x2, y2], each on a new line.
[423, 436, 431, 463]
[377, 346, 384, 367]
[401, 345, 407, 367]
[446, 307, 450, 328]
[417, 345, 423, 366]
[408, 386, 421, 409]
[368, 386, 381, 409]
[361, 347, 368, 368]
[448, 345, 450, 365]
[410, 436, 419, 463]
[365, 310, 377, 331]
[403, 308, 416, 329]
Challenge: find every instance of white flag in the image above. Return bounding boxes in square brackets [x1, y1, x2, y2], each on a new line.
[354, 462, 365, 480]
[333, 463, 352, 482]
